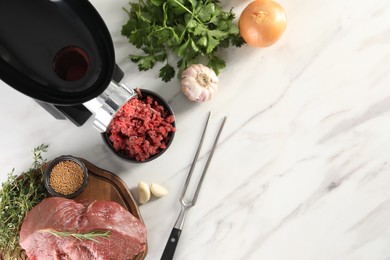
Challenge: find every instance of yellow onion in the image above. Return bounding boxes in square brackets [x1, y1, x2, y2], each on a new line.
[181, 64, 219, 102]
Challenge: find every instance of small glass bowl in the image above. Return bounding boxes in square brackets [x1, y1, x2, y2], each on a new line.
[102, 89, 176, 163]
[44, 155, 88, 199]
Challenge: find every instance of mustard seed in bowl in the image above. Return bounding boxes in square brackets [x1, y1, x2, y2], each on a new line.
[44, 155, 88, 198]
[49, 161, 84, 195]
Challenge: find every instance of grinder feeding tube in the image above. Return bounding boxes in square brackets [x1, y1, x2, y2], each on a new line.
[0, 0, 138, 131]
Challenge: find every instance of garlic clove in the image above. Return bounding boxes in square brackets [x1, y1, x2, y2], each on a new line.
[138, 181, 151, 204]
[150, 183, 168, 197]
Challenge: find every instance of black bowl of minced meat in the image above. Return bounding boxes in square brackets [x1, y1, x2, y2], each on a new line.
[102, 88, 176, 163]
[44, 155, 89, 199]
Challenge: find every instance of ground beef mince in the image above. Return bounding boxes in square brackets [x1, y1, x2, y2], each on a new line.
[108, 94, 175, 161]
[19, 197, 147, 259]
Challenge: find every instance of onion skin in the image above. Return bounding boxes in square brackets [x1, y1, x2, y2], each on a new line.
[239, 0, 287, 48]
[181, 64, 219, 102]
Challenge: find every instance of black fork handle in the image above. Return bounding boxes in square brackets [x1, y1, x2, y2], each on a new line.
[161, 228, 182, 260]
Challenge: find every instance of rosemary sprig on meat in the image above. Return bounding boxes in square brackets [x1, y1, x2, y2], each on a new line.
[0, 144, 48, 259]
[42, 230, 111, 243]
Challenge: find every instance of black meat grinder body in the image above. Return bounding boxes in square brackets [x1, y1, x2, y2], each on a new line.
[0, 0, 130, 127]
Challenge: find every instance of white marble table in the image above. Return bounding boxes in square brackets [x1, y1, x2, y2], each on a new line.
[1, 0, 390, 259]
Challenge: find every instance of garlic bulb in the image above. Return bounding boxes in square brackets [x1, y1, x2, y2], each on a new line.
[181, 64, 219, 102]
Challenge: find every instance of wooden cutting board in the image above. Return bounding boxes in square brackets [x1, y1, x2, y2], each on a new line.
[76, 158, 142, 220]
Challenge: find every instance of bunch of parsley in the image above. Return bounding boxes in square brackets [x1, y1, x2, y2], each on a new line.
[121, 0, 244, 82]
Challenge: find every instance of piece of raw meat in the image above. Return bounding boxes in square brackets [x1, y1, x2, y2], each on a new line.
[20, 197, 147, 259]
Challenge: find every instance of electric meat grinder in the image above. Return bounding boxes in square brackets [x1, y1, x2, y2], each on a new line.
[0, 0, 137, 131]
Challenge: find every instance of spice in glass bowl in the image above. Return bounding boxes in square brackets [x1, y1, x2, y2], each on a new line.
[44, 156, 88, 198]
[49, 161, 84, 195]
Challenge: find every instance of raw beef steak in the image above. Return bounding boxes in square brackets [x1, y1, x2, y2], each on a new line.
[20, 197, 147, 259]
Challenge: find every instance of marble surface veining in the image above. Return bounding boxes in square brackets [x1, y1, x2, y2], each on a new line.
[1, 0, 390, 259]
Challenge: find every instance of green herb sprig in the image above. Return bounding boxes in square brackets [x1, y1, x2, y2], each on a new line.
[0, 144, 48, 259]
[121, 0, 245, 82]
[42, 230, 111, 243]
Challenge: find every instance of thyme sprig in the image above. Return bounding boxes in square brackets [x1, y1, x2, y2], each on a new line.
[42, 230, 111, 243]
[0, 144, 48, 259]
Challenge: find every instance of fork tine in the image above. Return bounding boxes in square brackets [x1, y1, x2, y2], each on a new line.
[180, 111, 212, 202]
[191, 115, 227, 205]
